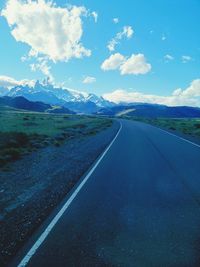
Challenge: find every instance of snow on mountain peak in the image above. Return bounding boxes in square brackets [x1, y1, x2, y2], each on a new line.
[0, 80, 114, 113]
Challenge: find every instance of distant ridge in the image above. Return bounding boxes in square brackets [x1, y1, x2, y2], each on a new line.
[0, 96, 75, 114]
[96, 103, 200, 118]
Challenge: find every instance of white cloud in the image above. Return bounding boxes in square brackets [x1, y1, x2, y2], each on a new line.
[1, 0, 93, 62]
[164, 54, 174, 61]
[120, 54, 151, 75]
[91, 11, 98, 23]
[107, 25, 134, 51]
[176, 79, 200, 97]
[30, 57, 54, 82]
[21, 55, 27, 62]
[162, 35, 167, 41]
[182, 55, 192, 63]
[82, 76, 96, 84]
[101, 53, 125, 71]
[103, 79, 200, 107]
[101, 53, 151, 75]
[107, 39, 118, 52]
[0, 75, 35, 88]
[113, 18, 119, 24]
[122, 26, 134, 38]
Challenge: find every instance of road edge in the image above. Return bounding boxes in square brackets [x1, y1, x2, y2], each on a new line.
[16, 122, 122, 267]
[154, 125, 200, 149]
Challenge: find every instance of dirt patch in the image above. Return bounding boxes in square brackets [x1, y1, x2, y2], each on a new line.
[0, 121, 119, 267]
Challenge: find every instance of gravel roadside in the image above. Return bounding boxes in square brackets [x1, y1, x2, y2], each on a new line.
[0, 120, 119, 267]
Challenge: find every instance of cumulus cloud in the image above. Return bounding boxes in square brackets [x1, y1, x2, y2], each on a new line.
[175, 79, 200, 97]
[0, 75, 35, 88]
[107, 25, 134, 51]
[101, 53, 151, 75]
[182, 55, 192, 63]
[113, 18, 119, 24]
[164, 54, 174, 61]
[82, 76, 96, 84]
[120, 54, 151, 75]
[101, 53, 125, 71]
[1, 0, 92, 62]
[103, 79, 200, 107]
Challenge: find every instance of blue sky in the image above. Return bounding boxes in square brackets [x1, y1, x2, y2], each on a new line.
[0, 0, 200, 105]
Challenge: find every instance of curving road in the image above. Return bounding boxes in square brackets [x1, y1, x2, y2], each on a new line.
[15, 119, 200, 267]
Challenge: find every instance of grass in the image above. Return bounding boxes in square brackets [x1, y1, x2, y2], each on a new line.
[125, 116, 200, 138]
[0, 111, 112, 169]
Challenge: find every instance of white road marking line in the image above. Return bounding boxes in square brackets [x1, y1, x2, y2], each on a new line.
[17, 122, 122, 267]
[157, 127, 200, 149]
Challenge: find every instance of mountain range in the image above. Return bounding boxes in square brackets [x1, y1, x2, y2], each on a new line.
[0, 81, 113, 114]
[0, 95, 75, 114]
[0, 81, 200, 118]
[96, 103, 200, 118]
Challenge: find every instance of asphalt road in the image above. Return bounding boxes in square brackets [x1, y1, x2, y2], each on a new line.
[16, 119, 200, 267]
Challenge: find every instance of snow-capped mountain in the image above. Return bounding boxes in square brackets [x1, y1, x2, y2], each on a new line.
[84, 93, 112, 108]
[0, 81, 114, 113]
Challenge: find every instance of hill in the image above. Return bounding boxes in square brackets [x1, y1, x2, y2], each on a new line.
[0, 96, 75, 114]
[96, 103, 200, 118]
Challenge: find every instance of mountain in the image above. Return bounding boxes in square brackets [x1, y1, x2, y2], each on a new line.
[0, 86, 8, 96]
[7, 81, 66, 106]
[1, 81, 200, 117]
[0, 96, 75, 114]
[96, 103, 200, 118]
[0, 81, 113, 113]
[63, 100, 99, 114]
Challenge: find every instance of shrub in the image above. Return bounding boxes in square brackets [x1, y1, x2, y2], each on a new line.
[54, 141, 61, 147]
[3, 148, 21, 161]
[169, 127, 176, 130]
[0, 157, 6, 167]
[74, 124, 87, 129]
[23, 117, 29, 121]
[14, 132, 30, 146]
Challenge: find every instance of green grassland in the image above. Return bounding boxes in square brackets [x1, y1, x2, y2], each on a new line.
[126, 116, 200, 138]
[0, 111, 112, 169]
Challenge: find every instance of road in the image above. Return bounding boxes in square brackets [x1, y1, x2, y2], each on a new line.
[16, 119, 200, 267]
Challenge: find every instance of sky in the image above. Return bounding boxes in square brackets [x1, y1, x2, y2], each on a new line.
[0, 0, 200, 106]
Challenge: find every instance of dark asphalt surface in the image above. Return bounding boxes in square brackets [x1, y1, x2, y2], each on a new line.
[17, 119, 200, 267]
